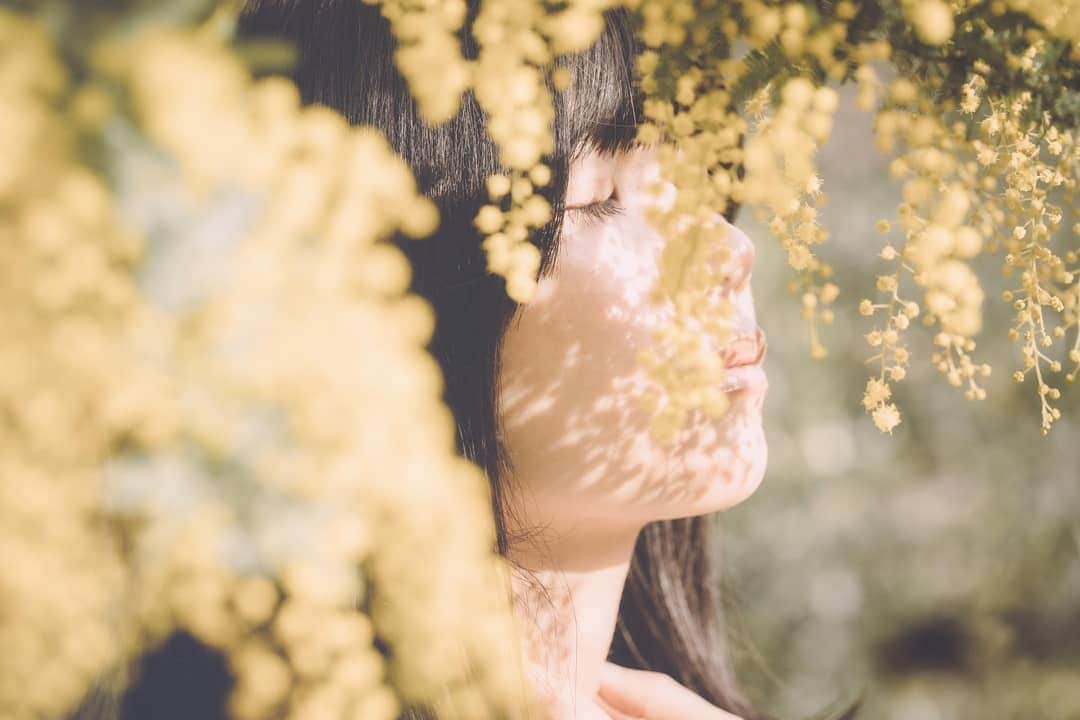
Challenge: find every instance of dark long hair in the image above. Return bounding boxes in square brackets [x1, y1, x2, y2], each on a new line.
[233, 1, 766, 718]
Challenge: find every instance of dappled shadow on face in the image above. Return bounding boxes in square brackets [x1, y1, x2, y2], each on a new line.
[497, 213, 767, 552]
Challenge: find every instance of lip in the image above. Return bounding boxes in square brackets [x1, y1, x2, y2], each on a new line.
[722, 327, 767, 367]
[720, 328, 768, 394]
[720, 364, 768, 394]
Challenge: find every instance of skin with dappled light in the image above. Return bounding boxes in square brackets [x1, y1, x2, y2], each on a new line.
[498, 144, 767, 720]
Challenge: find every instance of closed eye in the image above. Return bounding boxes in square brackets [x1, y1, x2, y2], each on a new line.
[567, 195, 624, 227]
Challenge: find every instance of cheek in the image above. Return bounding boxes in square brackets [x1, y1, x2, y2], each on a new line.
[497, 218, 766, 528]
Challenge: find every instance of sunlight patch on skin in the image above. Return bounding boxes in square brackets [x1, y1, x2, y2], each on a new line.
[564, 340, 582, 368]
[577, 459, 611, 488]
[503, 391, 557, 426]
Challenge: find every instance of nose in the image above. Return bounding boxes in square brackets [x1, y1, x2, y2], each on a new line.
[713, 216, 754, 294]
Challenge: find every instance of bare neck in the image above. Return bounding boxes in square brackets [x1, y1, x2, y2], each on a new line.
[508, 527, 641, 720]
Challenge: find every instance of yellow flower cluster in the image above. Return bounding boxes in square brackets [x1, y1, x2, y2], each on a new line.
[627, 0, 875, 436]
[630, 59, 755, 440]
[365, 0, 472, 124]
[903, 0, 955, 46]
[0, 11, 135, 716]
[981, 100, 1079, 434]
[620, 1, 1076, 436]
[119, 23, 525, 718]
[370, 0, 1078, 438]
[743, 79, 840, 359]
[860, 83, 992, 430]
[1006, 0, 1080, 47]
[860, 64, 1079, 433]
[369, 0, 591, 301]
[469, 0, 621, 302]
[603, 2, 904, 438]
[620, 5, 838, 438]
[3, 7, 527, 718]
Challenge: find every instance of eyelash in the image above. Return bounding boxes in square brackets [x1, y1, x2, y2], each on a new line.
[569, 196, 624, 226]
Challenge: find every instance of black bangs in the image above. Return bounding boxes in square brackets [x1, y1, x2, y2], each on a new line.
[554, 8, 645, 161]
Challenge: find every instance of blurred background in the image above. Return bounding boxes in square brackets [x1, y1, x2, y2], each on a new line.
[4, 2, 1078, 716]
[724, 86, 1080, 720]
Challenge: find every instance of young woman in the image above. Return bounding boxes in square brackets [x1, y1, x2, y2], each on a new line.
[234, 2, 777, 719]
[86, 3, 851, 720]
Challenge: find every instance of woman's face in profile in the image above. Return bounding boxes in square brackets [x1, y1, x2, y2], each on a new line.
[497, 145, 768, 547]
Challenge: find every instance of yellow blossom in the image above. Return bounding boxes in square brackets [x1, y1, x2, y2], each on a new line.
[863, 377, 893, 410]
[907, 0, 955, 45]
[872, 402, 902, 432]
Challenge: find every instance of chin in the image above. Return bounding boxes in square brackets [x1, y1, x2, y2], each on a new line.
[652, 388, 769, 519]
[697, 427, 768, 512]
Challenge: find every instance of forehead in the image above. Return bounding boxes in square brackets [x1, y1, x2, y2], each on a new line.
[565, 151, 619, 198]
[565, 143, 659, 201]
